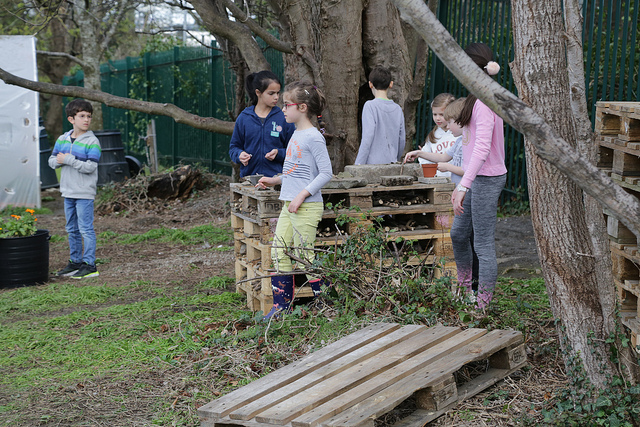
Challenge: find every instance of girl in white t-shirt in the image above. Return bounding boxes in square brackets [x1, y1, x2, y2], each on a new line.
[419, 93, 457, 178]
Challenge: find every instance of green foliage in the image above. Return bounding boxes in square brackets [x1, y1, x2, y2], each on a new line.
[498, 187, 530, 217]
[541, 321, 640, 426]
[0, 208, 39, 238]
[198, 276, 235, 290]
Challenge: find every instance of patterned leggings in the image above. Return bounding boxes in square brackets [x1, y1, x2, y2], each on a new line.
[450, 174, 506, 298]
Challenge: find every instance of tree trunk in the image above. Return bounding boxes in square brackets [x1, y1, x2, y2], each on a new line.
[74, 1, 104, 129]
[510, 0, 629, 387]
[362, 0, 415, 161]
[563, 0, 638, 381]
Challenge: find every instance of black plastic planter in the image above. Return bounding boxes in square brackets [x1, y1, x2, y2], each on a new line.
[0, 229, 49, 288]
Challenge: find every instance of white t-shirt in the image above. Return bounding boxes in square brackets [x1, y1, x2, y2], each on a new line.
[418, 127, 457, 178]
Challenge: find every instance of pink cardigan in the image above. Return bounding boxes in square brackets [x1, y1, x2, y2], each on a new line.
[460, 99, 507, 188]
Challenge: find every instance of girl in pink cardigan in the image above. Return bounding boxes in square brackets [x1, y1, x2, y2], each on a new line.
[450, 43, 507, 310]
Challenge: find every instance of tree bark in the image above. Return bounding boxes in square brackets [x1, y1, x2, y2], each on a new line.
[510, 0, 628, 387]
[390, 0, 640, 387]
[362, 0, 415, 160]
[190, 0, 271, 72]
[563, 0, 638, 381]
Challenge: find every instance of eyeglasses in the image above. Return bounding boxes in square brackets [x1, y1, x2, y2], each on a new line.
[283, 103, 299, 109]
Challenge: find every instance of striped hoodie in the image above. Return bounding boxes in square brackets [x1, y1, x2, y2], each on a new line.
[48, 130, 102, 199]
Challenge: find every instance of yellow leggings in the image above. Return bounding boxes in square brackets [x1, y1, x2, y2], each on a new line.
[271, 201, 324, 273]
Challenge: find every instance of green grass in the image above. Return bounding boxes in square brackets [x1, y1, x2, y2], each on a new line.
[98, 224, 233, 246]
[0, 270, 553, 426]
[0, 282, 126, 319]
[0, 289, 246, 391]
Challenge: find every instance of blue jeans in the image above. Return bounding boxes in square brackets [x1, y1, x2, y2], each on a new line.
[64, 198, 97, 266]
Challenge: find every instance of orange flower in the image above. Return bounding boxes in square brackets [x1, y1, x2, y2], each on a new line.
[11, 215, 21, 219]
[25, 209, 35, 214]
[34, 218, 37, 221]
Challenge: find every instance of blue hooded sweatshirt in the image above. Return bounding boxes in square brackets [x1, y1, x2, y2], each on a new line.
[228, 106, 295, 178]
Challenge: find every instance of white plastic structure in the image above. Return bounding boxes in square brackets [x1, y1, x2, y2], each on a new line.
[0, 35, 40, 210]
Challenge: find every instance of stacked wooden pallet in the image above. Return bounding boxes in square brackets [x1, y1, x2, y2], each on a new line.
[596, 101, 640, 349]
[231, 180, 456, 313]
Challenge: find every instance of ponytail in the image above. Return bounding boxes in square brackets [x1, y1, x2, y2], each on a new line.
[458, 43, 497, 127]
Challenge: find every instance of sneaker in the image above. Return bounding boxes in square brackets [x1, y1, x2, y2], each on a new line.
[57, 261, 83, 277]
[71, 263, 99, 279]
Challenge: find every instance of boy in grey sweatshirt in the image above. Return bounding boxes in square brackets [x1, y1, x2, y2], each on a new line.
[354, 67, 406, 165]
[48, 99, 102, 279]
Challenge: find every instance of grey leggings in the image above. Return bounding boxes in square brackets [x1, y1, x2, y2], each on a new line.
[450, 174, 506, 293]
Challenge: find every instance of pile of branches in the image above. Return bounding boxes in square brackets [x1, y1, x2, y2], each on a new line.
[95, 165, 215, 215]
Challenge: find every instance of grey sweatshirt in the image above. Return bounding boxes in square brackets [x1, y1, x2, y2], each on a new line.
[279, 127, 332, 203]
[355, 98, 406, 165]
[48, 130, 102, 200]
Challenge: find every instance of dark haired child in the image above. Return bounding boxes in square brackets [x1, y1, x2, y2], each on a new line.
[229, 70, 295, 178]
[450, 42, 507, 310]
[354, 66, 406, 165]
[256, 82, 333, 319]
[48, 99, 101, 279]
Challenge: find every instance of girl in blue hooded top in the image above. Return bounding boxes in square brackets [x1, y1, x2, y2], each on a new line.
[228, 71, 295, 178]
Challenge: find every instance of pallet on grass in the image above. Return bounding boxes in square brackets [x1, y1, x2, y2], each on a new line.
[198, 323, 526, 427]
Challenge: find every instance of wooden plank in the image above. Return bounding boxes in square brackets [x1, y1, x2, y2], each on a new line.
[619, 116, 640, 142]
[197, 323, 403, 421]
[607, 215, 637, 244]
[612, 149, 640, 176]
[289, 329, 488, 427]
[610, 247, 640, 282]
[252, 326, 468, 425]
[322, 330, 523, 427]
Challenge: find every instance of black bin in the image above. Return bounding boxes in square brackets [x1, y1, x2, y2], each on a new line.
[39, 118, 59, 189]
[94, 130, 130, 185]
[0, 229, 49, 288]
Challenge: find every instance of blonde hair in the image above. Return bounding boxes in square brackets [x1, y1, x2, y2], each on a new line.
[428, 93, 456, 144]
[443, 97, 466, 123]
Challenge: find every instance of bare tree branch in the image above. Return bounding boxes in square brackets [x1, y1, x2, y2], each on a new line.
[220, 0, 293, 54]
[0, 67, 234, 135]
[189, 0, 270, 71]
[36, 50, 87, 68]
[391, 0, 640, 238]
[101, 0, 137, 54]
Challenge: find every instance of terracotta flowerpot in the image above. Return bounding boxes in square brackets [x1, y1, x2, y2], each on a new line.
[0, 229, 49, 288]
[421, 163, 438, 178]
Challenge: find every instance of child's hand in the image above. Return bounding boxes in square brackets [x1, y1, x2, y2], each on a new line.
[403, 150, 420, 163]
[256, 176, 279, 189]
[452, 188, 466, 215]
[437, 162, 450, 172]
[56, 153, 68, 164]
[288, 193, 306, 213]
[265, 149, 278, 161]
[239, 151, 252, 166]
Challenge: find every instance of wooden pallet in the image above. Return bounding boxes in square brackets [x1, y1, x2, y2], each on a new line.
[231, 181, 455, 221]
[198, 323, 526, 427]
[596, 101, 640, 141]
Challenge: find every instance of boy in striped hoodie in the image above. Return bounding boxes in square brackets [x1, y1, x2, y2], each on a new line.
[48, 99, 102, 279]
